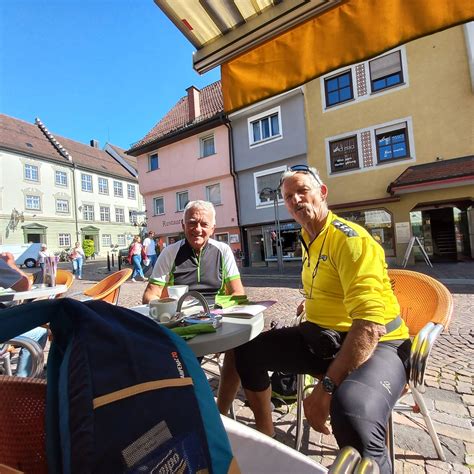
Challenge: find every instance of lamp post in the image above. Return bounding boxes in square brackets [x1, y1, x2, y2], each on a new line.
[259, 187, 284, 273]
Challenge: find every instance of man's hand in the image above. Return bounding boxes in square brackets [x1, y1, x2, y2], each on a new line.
[303, 383, 331, 435]
[296, 300, 305, 316]
[0, 252, 31, 291]
[0, 252, 16, 268]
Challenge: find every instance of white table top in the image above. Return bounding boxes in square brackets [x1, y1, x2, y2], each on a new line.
[130, 305, 265, 357]
[0, 284, 68, 302]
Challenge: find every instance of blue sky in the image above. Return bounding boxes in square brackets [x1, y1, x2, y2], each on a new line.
[0, 0, 220, 150]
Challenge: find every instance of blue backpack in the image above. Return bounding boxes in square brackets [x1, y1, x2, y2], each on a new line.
[0, 298, 239, 473]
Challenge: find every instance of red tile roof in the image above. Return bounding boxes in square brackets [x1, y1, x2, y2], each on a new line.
[387, 155, 474, 194]
[130, 81, 223, 151]
[0, 114, 136, 181]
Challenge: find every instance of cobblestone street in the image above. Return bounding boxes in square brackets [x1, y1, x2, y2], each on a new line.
[61, 259, 473, 472]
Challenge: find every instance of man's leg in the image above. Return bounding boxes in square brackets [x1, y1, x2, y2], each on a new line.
[216, 350, 241, 415]
[235, 325, 329, 436]
[16, 326, 48, 377]
[330, 340, 410, 474]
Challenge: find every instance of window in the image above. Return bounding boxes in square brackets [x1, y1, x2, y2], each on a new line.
[329, 136, 359, 173]
[56, 199, 69, 213]
[153, 197, 165, 215]
[369, 51, 403, 92]
[115, 208, 125, 223]
[100, 206, 110, 222]
[338, 209, 395, 256]
[200, 135, 215, 157]
[129, 210, 138, 224]
[206, 184, 221, 205]
[127, 184, 136, 200]
[81, 173, 93, 192]
[176, 191, 189, 212]
[58, 233, 71, 247]
[117, 234, 126, 246]
[248, 107, 282, 146]
[325, 71, 353, 106]
[254, 167, 284, 206]
[113, 180, 123, 197]
[215, 233, 229, 244]
[98, 177, 109, 195]
[55, 170, 68, 186]
[24, 164, 39, 181]
[25, 195, 41, 210]
[149, 153, 159, 171]
[375, 123, 409, 163]
[83, 204, 94, 221]
[102, 234, 112, 247]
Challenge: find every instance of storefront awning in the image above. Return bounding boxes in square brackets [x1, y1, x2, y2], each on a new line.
[155, 0, 474, 113]
[387, 155, 474, 195]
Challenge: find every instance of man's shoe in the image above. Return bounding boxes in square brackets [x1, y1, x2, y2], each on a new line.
[131, 278, 136, 283]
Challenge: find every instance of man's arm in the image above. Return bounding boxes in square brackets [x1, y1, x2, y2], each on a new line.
[303, 319, 385, 434]
[225, 277, 245, 296]
[0, 252, 32, 292]
[142, 283, 164, 304]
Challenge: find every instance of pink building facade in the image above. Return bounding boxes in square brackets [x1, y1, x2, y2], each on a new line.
[129, 82, 242, 254]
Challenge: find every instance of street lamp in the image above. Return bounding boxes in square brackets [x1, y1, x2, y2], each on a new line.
[259, 187, 284, 273]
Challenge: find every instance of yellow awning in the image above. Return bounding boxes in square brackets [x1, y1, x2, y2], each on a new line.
[221, 0, 474, 112]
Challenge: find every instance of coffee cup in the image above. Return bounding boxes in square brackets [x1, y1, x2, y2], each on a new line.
[167, 285, 188, 299]
[149, 297, 178, 322]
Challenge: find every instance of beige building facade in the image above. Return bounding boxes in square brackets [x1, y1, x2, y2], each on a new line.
[304, 24, 474, 264]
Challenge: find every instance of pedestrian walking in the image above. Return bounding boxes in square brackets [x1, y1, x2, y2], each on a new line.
[128, 235, 146, 282]
[37, 243, 50, 270]
[69, 242, 85, 279]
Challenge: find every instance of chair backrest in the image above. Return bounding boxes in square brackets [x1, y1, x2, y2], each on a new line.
[0, 376, 47, 473]
[55, 269, 74, 298]
[83, 268, 132, 304]
[387, 269, 453, 336]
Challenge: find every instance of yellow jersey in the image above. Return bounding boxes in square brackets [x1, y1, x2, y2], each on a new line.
[301, 211, 409, 342]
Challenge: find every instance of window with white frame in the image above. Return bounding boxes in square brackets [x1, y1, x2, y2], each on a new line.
[375, 122, 410, 163]
[200, 135, 215, 157]
[117, 234, 126, 246]
[176, 191, 189, 212]
[113, 180, 123, 197]
[99, 206, 110, 222]
[149, 153, 159, 171]
[369, 51, 403, 92]
[58, 233, 71, 247]
[153, 197, 164, 215]
[25, 195, 41, 210]
[127, 183, 136, 200]
[81, 173, 93, 192]
[206, 184, 221, 205]
[98, 177, 109, 194]
[55, 170, 68, 187]
[248, 107, 282, 146]
[254, 167, 284, 206]
[24, 164, 39, 182]
[102, 234, 112, 247]
[115, 208, 125, 223]
[325, 71, 354, 107]
[56, 199, 70, 213]
[215, 233, 229, 243]
[83, 204, 94, 221]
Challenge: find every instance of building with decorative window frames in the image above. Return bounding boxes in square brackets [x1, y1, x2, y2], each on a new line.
[0, 114, 145, 255]
[303, 24, 474, 264]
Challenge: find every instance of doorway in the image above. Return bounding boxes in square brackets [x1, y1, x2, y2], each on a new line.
[26, 233, 41, 243]
[247, 229, 265, 266]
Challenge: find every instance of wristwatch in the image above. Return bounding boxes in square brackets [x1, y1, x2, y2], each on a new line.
[321, 375, 337, 394]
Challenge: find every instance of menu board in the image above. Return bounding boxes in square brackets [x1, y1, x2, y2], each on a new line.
[330, 136, 359, 173]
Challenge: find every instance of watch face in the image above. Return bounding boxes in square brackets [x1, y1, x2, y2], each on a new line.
[322, 376, 335, 394]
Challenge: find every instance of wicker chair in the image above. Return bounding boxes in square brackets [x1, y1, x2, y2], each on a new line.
[0, 376, 47, 473]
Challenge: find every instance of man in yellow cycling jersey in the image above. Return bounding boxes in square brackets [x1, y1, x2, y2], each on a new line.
[234, 165, 410, 473]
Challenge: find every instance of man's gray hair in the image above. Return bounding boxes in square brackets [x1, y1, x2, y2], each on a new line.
[280, 166, 323, 189]
[184, 200, 216, 224]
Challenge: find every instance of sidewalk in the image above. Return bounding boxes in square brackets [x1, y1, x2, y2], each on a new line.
[65, 259, 473, 472]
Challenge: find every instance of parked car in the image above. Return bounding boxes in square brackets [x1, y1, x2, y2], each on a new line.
[0, 243, 42, 268]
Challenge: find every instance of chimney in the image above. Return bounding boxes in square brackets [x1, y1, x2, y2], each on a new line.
[186, 86, 201, 123]
[90, 139, 99, 148]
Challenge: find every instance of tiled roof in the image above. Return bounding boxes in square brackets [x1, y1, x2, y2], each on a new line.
[130, 80, 223, 151]
[107, 143, 138, 170]
[0, 114, 136, 181]
[387, 155, 474, 193]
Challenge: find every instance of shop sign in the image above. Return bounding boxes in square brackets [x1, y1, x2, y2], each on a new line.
[229, 234, 240, 243]
[162, 219, 182, 227]
[330, 136, 359, 173]
[395, 222, 411, 244]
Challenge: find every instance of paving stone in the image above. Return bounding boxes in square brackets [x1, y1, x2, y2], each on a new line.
[452, 462, 471, 473]
[466, 454, 474, 465]
[457, 375, 473, 384]
[435, 400, 468, 416]
[434, 423, 474, 443]
[426, 459, 454, 471]
[439, 382, 456, 390]
[457, 383, 473, 395]
[465, 442, 474, 454]
[462, 394, 474, 405]
[404, 463, 428, 473]
[426, 379, 440, 388]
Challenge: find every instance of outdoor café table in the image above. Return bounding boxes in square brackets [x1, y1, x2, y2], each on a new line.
[0, 284, 68, 303]
[130, 304, 265, 358]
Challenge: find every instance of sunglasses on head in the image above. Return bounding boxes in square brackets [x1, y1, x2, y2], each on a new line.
[279, 164, 322, 187]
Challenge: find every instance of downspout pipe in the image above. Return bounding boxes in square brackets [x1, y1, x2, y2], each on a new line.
[224, 119, 241, 233]
[71, 163, 80, 241]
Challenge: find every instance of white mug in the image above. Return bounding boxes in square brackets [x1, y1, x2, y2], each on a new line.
[167, 285, 189, 299]
[149, 298, 178, 322]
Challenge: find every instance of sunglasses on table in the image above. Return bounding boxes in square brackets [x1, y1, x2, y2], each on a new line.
[279, 165, 323, 188]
